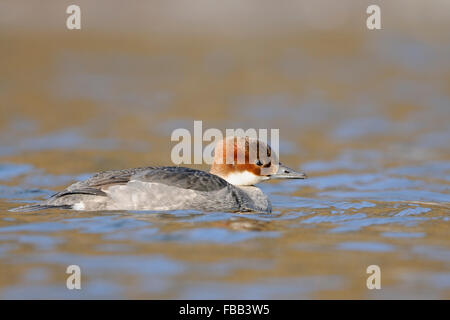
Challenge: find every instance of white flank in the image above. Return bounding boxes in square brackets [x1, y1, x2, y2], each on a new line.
[73, 202, 85, 210]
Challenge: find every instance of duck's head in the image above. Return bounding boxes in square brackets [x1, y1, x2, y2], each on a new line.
[210, 136, 307, 186]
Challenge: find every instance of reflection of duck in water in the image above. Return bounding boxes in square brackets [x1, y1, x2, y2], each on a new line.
[12, 136, 306, 213]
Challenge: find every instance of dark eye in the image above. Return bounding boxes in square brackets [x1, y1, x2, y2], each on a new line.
[255, 159, 263, 166]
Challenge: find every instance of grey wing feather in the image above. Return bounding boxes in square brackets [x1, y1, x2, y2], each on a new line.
[133, 167, 229, 192]
[50, 167, 147, 199]
[67, 167, 147, 190]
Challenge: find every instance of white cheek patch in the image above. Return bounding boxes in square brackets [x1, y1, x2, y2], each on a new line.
[224, 171, 269, 186]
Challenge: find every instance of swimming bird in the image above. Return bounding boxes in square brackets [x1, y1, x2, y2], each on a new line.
[11, 136, 306, 213]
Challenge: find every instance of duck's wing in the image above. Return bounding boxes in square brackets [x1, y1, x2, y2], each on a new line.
[52, 166, 230, 199]
[51, 167, 148, 198]
[132, 166, 230, 192]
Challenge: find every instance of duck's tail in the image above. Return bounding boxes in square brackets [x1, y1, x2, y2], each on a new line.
[9, 203, 72, 212]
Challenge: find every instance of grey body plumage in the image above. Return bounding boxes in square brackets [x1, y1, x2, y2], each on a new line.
[12, 166, 272, 213]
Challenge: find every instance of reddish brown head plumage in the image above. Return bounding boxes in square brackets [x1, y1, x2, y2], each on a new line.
[210, 136, 279, 185]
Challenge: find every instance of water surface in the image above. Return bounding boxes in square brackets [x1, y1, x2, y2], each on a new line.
[0, 2, 449, 299]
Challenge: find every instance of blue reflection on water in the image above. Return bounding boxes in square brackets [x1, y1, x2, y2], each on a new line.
[0, 163, 33, 180]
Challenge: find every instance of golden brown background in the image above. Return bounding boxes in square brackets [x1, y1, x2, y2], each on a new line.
[0, 0, 449, 299]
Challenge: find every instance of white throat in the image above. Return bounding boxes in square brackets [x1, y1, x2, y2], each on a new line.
[224, 171, 269, 186]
